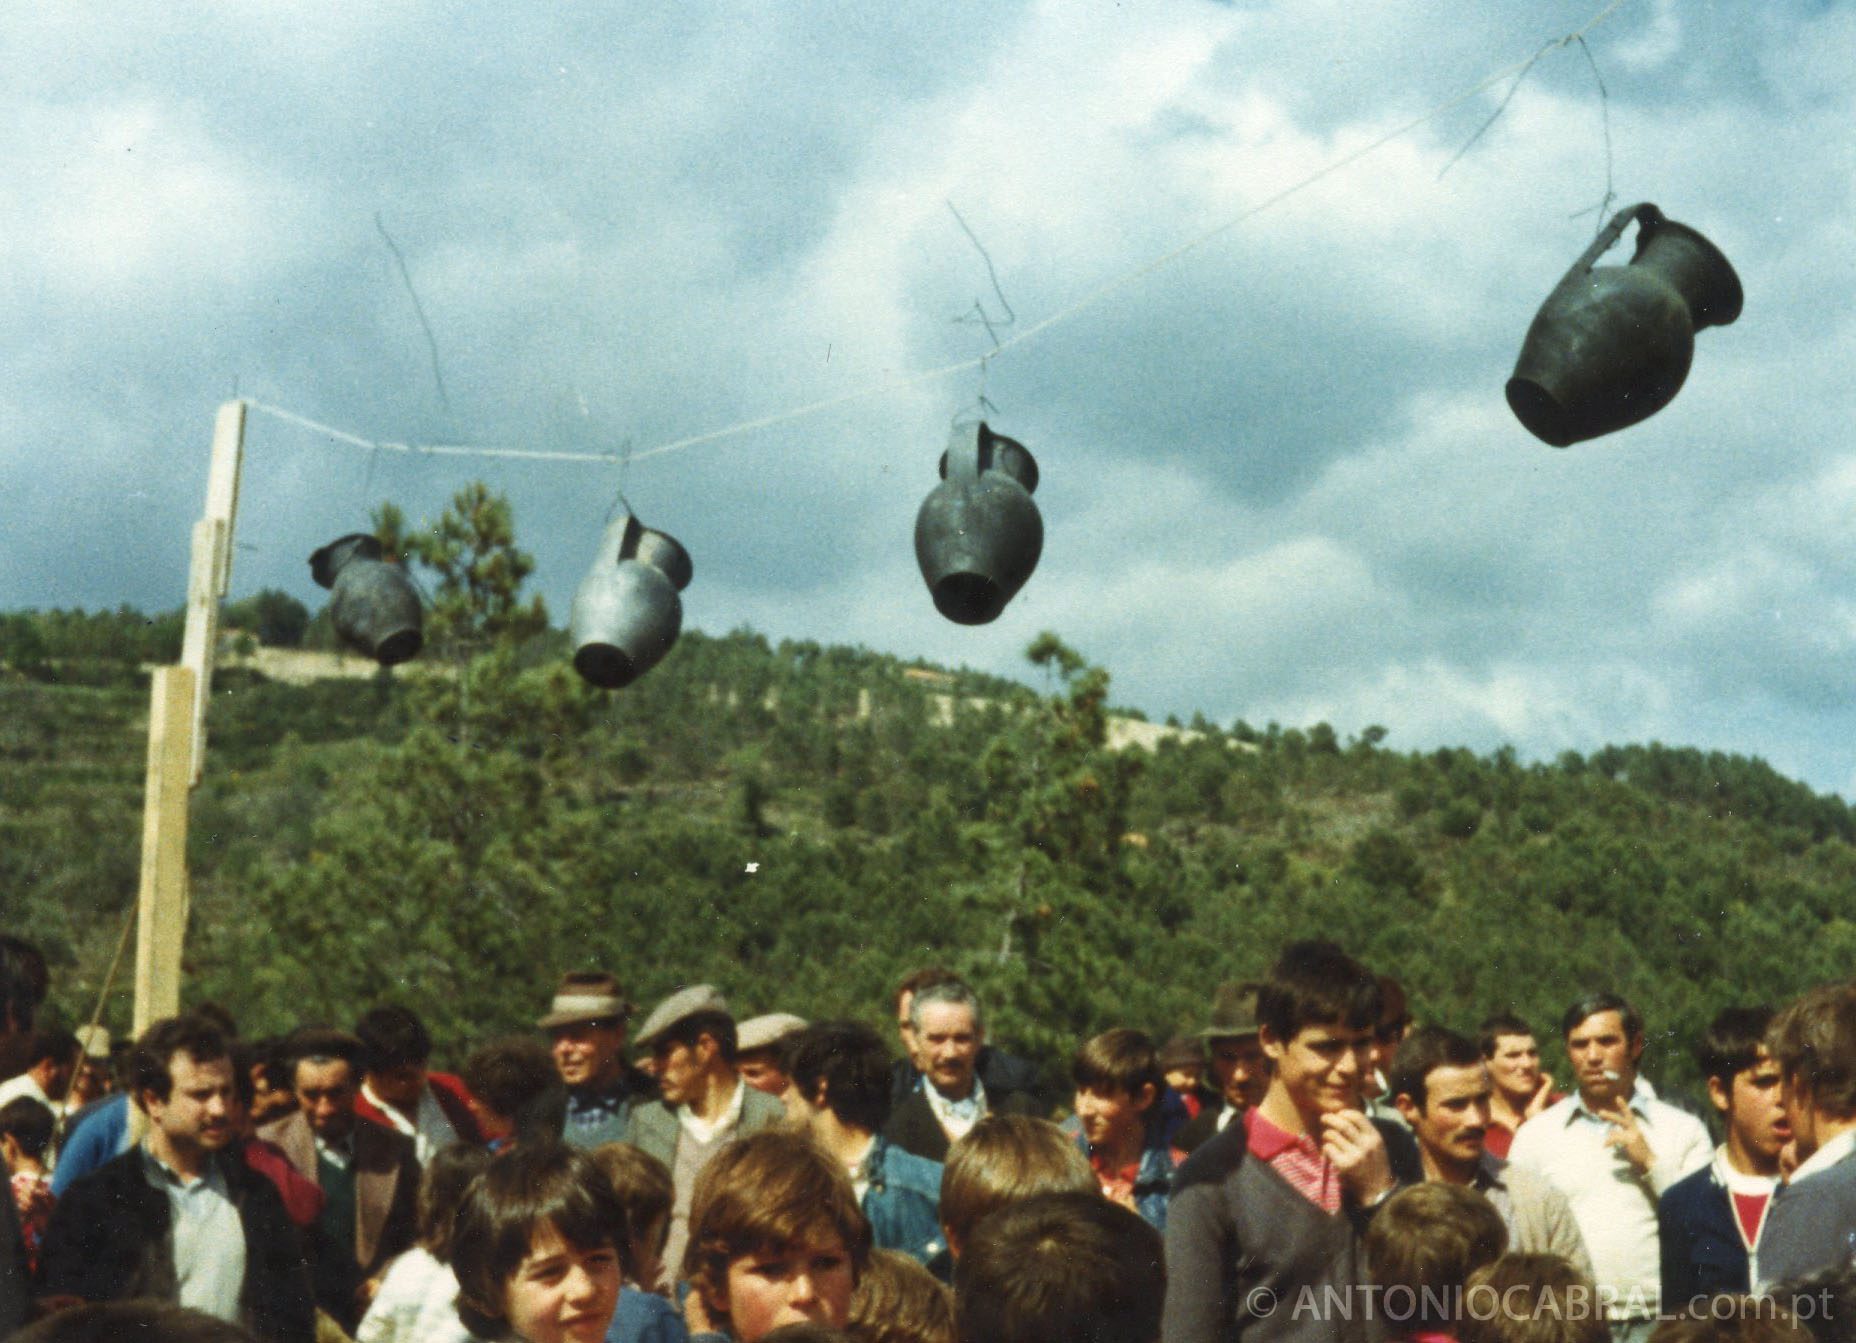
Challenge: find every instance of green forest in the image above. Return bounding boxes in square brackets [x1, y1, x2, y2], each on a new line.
[7, 487, 1856, 1110]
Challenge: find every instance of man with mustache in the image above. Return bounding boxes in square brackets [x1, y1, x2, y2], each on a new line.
[1387, 1026, 1591, 1278]
[38, 1015, 314, 1341]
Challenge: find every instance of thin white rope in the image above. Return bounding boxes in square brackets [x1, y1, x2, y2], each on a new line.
[245, 400, 622, 464]
[245, 0, 1636, 473]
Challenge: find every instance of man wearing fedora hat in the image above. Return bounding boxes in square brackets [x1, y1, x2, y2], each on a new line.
[538, 969, 656, 1149]
[624, 984, 786, 1277]
[1174, 982, 1271, 1156]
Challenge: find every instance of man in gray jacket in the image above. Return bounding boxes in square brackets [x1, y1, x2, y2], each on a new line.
[1388, 1026, 1594, 1280]
[1163, 941, 1421, 1343]
[1756, 983, 1856, 1289]
[624, 985, 785, 1279]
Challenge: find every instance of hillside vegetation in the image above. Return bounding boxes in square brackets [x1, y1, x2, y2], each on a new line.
[8, 502, 1856, 1106]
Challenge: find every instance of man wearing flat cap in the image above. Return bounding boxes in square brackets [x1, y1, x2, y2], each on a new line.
[624, 984, 786, 1275]
[538, 970, 656, 1149]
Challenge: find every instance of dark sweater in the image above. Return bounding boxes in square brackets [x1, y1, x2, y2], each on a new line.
[1161, 1115, 1420, 1343]
[38, 1146, 316, 1343]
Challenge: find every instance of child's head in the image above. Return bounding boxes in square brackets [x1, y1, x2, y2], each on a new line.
[1460, 1254, 1609, 1343]
[1649, 1302, 1813, 1343]
[1071, 1029, 1163, 1152]
[0, 1095, 56, 1171]
[416, 1141, 492, 1264]
[462, 1036, 567, 1146]
[848, 1248, 957, 1343]
[589, 1141, 674, 1289]
[1256, 941, 1382, 1121]
[1365, 1183, 1508, 1334]
[684, 1129, 872, 1343]
[954, 1191, 1164, 1343]
[451, 1143, 628, 1343]
[939, 1115, 1095, 1258]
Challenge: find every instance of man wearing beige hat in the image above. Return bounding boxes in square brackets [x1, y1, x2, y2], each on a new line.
[624, 984, 786, 1276]
[538, 969, 656, 1149]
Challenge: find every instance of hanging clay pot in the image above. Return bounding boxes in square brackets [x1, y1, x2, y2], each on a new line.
[1507, 203, 1742, 447]
[914, 421, 1042, 625]
[570, 509, 691, 688]
[308, 533, 424, 665]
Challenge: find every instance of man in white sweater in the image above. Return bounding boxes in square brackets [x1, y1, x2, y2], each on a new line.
[1509, 993, 1711, 1343]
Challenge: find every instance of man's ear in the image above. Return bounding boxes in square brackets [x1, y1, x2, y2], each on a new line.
[1706, 1075, 1731, 1116]
[1393, 1093, 1422, 1126]
[1133, 1082, 1158, 1114]
[1258, 1023, 1286, 1064]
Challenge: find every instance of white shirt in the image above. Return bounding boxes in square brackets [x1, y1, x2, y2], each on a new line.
[679, 1079, 747, 1145]
[141, 1147, 245, 1324]
[356, 1246, 473, 1343]
[923, 1073, 988, 1143]
[360, 1081, 460, 1164]
[1507, 1086, 1712, 1318]
[0, 1073, 50, 1109]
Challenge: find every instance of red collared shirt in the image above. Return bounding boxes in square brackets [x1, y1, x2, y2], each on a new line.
[1246, 1107, 1342, 1214]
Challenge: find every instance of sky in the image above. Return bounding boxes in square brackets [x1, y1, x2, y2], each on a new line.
[5, 1, 1855, 794]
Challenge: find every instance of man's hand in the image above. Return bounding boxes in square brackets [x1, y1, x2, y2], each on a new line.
[1321, 1108, 1394, 1205]
[1523, 1073, 1557, 1120]
[1599, 1098, 1655, 1174]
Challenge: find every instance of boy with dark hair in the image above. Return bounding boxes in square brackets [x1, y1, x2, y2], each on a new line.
[1163, 940, 1422, 1343]
[683, 1129, 871, 1343]
[785, 1021, 945, 1266]
[589, 1142, 684, 1341]
[1365, 1183, 1508, 1339]
[450, 1142, 627, 1343]
[352, 1004, 481, 1160]
[0, 1095, 55, 1272]
[1070, 1028, 1179, 1230]
[1478, 1015, 1560, 1159]
[462, 1035, 566, 1148]
[1658, 1007, 1787, 1306]
[955, 1190, 1163, 1343]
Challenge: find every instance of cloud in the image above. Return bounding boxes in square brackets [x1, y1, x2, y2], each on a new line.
[4, 0, 1855, 796]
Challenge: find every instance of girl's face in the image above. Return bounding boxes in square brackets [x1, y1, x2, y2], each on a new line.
[715, 1231, 855, 1343]
[502, 1220, 622, 1343]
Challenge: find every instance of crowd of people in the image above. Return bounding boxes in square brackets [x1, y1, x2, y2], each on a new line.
[3, 930, 1856, 1343]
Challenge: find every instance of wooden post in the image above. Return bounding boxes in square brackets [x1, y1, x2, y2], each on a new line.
[133, 401, 246, 1032]
[179, 401, 246, 782]
[133, 666, 197, 1035]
